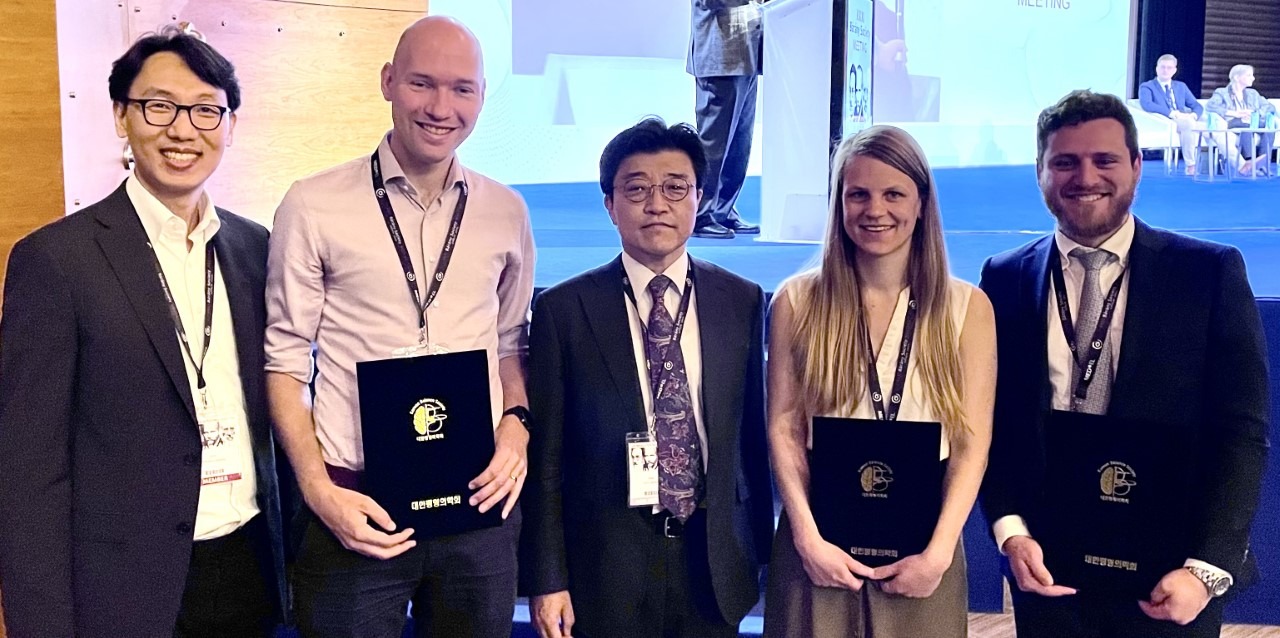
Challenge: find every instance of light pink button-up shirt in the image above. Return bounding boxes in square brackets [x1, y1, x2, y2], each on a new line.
[266, 134, 535, 471]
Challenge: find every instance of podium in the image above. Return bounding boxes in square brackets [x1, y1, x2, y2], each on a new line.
[760, 0, 872, 243]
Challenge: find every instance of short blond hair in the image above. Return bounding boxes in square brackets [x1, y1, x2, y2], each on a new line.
[1229, 64, 1254, 82]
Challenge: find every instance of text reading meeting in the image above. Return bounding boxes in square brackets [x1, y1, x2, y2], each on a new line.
[872, 0, 1132, 166]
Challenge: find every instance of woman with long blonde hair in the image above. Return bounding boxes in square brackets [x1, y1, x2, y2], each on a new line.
[763, 126, 996, 637]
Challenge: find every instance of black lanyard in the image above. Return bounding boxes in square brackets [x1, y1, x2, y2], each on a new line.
[861, 292, 918, 422]
[623, 260, 695, 426]
[149, 241, 216, 408]
[371, 149, 469, 345]
[1049, 243, 1125, 401]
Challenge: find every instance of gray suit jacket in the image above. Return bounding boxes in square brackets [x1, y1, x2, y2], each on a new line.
[687, 0, 763, 77]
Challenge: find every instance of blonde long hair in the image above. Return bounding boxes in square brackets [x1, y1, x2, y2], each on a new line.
[786, 125, 967, 439]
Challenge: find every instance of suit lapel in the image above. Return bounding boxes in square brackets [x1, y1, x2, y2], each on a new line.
[211, 217, 263, 430]
[694, 260, 736, 463]
[1023, 237, 1054, 411]
[1110, 219, 1165, 412]
[581, 257, 647, 432]
[93, 183, 198, 425]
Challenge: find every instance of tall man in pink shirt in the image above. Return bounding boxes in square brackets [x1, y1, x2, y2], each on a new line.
[265, 16, 535, 637]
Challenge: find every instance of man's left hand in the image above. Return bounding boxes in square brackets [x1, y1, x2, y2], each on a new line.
[469, 415, 530, 518]
[1138, 568, 1211, 626]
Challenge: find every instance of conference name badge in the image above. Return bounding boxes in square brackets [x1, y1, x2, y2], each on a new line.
[197, 399, 245, 486]
[626, 432, 660, 507]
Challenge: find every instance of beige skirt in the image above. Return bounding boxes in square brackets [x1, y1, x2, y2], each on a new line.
[763, 511, 968, 638]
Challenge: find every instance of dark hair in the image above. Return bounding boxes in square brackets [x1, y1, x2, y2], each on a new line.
[598, 117, 707, 195]
[108, 26, 241, 112]
[1036, 89, 1139, 164]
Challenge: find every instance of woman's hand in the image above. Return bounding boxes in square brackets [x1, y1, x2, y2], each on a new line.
[794, 530, 876, 591]
[871, 546, 952, 598]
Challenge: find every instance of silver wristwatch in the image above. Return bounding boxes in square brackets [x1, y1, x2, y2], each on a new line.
[1185, 566, 1231, 597]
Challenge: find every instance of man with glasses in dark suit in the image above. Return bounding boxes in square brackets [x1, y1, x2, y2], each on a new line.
[521, 117, 773, 638]
[0, 27, 286, 638]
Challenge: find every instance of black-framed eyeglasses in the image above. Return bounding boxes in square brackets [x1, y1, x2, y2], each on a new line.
[125, 98, 229, 131]
[615, 178, 693, 203]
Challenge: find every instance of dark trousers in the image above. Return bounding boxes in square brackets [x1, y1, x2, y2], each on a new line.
[695, 74, 758, 226]
[1238, 130, 1275, 163]
[576, 511, 737, 638]
[1011, 586, 1227, 638]
[174, 514, 276, 638]
[293, 506, 521, 638]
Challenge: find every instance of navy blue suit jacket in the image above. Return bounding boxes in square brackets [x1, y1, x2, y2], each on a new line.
[1139, 78, 1203, 117]
[978, 218, 1268, 584]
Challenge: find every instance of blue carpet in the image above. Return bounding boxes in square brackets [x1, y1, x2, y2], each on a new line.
[518, 164, 1280, 296]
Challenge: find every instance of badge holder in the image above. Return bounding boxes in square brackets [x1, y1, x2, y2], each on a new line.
[626, 432, 659, 507]
[197, 391, 245, 486]
[392, 313, 450, 358]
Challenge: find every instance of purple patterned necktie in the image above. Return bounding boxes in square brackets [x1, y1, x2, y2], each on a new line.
[645, 274, 704, 521]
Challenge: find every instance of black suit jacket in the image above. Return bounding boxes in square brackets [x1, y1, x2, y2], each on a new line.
[520, 255, 773, 629]
[978, 218, 1269, 583]
[0, 183, 287, 637]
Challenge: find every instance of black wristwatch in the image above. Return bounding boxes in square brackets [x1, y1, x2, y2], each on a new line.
[503, 405, 532, 431]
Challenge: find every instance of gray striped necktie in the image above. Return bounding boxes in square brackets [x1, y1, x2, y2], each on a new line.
[1069, 247, 1118, 415]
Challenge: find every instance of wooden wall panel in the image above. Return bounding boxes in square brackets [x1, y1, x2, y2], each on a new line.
[119, 0, 429, 225]
[0, 4, 63, 633]
[0, 1, 65, 310]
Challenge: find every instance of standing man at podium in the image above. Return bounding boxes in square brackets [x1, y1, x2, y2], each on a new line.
[688, 0, 763, 239]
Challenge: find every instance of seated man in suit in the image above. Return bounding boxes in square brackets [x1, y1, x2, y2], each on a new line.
[521, 117, 774, 638]
[1138, 54, 1204, 175]
[0, 27, 286, 637]
[1206, 64, 1277, 176]
[980, 89, 1269, 638]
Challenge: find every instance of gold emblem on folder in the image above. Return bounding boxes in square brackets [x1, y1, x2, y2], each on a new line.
[410, 398, 448, 442]
[1098, 461, 1136, 504]
[858, 461, 893, 498]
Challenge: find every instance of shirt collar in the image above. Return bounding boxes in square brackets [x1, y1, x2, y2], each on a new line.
[621, 249, 690, 297]
[126, 173, 220, 248]
[1054, 213, 1135, 268]
[377, 132, 467, 201]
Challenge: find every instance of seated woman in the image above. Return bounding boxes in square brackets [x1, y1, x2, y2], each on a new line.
[1206, 64, 1276, 176]
[762, 125, 995, 638]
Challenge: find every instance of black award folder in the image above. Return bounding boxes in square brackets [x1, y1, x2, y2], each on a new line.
[356, 349, 501, 538]
[809, 417, 944, 568]
[1039, 410, 1192, 598]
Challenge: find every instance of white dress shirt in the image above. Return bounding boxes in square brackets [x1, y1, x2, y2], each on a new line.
[802, 279, 975, 460]
[127, 175, 259, 541]
[992, 214, 1229, 581]
[620, 250, 710, 470]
